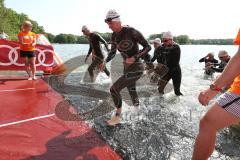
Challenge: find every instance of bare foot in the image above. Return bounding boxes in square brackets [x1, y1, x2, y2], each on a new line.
[28, 77, 33, 80]
[107, 115, 120, 126]
[33, 76, 37, 80]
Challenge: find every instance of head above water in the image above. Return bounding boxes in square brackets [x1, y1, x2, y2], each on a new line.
[218, 50, 230, 60]
[21, 20, 32, 32]
[152, 38, 161, 48]
[105, 9, 122, 32]
[162, 31, 173, 45]
[207, 52, 215, 59]
[82, 25, 91, 36]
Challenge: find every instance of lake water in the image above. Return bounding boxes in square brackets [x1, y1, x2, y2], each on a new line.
[52, 44, 240, 160]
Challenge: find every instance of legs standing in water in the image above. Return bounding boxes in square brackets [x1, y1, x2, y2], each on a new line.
[158, 66, 183, 96]
[108, 62, 144, 125]
[88, 58, 110, 82]
[192, 103, 239, 160]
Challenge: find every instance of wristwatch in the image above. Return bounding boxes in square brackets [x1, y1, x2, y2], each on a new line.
[210, 84, 223, 92]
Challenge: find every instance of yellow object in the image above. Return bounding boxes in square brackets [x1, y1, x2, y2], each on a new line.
[229, 29, 240, 94]
[234, 29, 240, 45]
[18, 31, 36, 51]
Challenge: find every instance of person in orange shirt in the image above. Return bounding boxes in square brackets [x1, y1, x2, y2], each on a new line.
[18, 21, 37, 80]
[192, 29, 240, 160]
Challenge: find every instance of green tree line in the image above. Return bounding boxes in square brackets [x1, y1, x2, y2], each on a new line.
[0, 0, 44, 40]
[45, 32, 111, 44]
[0, 0, 234, 45]
[149, 33, 234, 45]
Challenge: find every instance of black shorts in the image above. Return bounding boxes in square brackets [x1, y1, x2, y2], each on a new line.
[20, 50, 36, 58]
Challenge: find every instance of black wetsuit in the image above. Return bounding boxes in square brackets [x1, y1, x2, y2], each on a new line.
[105, 26, 151, 108]
[199, 57, 218, 75]
[86, 33, 110, 77]
[153, 43, 183, 96]
[212, 58, 230, 73]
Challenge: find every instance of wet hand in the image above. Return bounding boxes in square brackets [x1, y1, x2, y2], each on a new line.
[32, 43, 36, 47]
[99, 62, 106, 72]
[198, 88, 218, 106]
[125, 57, 135, 65]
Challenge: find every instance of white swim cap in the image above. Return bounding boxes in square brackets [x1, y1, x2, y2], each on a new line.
[151, 38, 161, 44]
[105, 9, 121, 22]
[82, 25, 89, 31]
[218, 50, 229, 57]
[162, 31, 173, 39]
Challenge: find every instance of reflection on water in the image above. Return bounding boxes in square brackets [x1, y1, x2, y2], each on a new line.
[53, 44, 239, 160]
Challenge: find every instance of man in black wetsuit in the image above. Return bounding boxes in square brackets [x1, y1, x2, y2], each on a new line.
[82, 26, 110, 82]
[102, 10, 151, 125]
[150, 38, 169, 84]
[199, 52, 218, 75]
[208, 50, 231, 73]
[155, 31, 183, 96]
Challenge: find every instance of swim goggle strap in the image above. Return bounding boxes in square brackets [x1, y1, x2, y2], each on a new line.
[105, 15, 120, 23]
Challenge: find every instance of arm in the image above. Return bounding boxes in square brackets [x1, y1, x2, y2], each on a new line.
[105, 34, 117, 63]
[132, 29, 151, 60]
[211, 67, 223, 73]
[199, 57, 206, 63]
[85, 45, 92, 63]
[97, 34, 109, 51]
[151, 51, 157, 62]
[32, 34, 37, 46]
[213, 46, 240, 87]
[199, 46, 240, 106]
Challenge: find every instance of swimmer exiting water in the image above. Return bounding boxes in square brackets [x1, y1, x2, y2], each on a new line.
[101, 9, 151, 125]
[82, 26, 110, 82]
[154, 32, 183, 96]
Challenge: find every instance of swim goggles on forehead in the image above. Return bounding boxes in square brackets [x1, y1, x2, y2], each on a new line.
[105, 15, 120, 23]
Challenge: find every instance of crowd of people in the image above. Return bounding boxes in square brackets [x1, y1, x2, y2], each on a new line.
[2, 8, 239, 160]
[82, 10, 183, 125]
[199, 50, 231, 76]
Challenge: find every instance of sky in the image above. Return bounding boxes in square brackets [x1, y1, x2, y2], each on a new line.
[4, 0, 240, 39]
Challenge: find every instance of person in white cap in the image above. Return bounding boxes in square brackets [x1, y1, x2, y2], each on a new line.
[199, 52, 219, 75]
[208, 50, 231, 73]
[102, 9, 152, 125]
[150, 38, 169, 84]
[151, 38, 162, 63]
[82, 25, 110, 82]
[157, 31, 183, 96]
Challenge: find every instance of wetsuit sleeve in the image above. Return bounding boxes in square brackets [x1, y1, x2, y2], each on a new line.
[199, 57, 206, 63]
[151, 52, 157, 62]
[96, 34, 109, 51]
[151, 49, 158, 62]
[132, 29, 151, 60]
[105, 34, 117, 63]
[172, 45, 181, 65]
[212, 67, 223, 73]
[87, 45, 92, 57]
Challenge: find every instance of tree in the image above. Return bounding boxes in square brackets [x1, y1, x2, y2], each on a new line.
[45, 33, 55, 43]
[149, 33, 163, 40]
[174, 35, 190, 44]
[0, 0, 4, 8]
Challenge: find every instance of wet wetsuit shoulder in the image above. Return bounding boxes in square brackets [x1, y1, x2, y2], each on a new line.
[87, 33, 107, 59]
[162, 43, 181, 69]
[212, 59, 229, 72]
[106, 26, 151, 62]
[151, 45, 164, 63]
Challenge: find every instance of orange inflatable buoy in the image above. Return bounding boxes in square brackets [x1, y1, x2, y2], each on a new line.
[234, 29, 240, 45]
